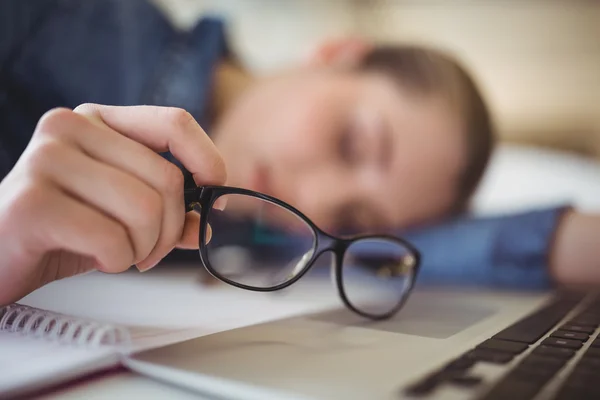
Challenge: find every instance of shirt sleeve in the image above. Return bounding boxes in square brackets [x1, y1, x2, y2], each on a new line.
[401, 206, 571, 290]
[0, 0, 58, 180]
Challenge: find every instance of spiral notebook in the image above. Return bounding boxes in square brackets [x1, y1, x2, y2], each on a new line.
[0, 303, 208, 398]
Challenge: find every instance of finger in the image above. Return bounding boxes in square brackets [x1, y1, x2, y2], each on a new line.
[32, 184, 135, 273]
[30, 138, 161, 264]
[178, 212, 201, 250]
[177, 213, 213, 250]
[65, 107, 186, 270]
[73, 104, 227, 186]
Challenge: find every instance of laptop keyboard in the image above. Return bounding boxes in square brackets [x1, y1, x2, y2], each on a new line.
[404, 292, 600, 399]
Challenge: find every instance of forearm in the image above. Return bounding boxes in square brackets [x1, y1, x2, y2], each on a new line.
[550, 211, 600, 286]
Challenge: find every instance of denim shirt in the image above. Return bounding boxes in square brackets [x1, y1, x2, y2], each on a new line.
[0, 0, 567, 289]
[0, 0, 227, 177]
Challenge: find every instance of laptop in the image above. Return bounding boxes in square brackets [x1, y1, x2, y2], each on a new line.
[125, 275, 599, 400]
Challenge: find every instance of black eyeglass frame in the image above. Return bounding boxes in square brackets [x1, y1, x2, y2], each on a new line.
[184, 185, 421, 320]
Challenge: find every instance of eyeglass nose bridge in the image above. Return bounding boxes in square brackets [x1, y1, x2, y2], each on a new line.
[308, 238, 349, 311]
[306, 231, 352, 278]
[311, 230, 350, 259]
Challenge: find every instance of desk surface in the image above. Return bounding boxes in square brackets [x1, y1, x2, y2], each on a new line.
[39, 369, 207, 399]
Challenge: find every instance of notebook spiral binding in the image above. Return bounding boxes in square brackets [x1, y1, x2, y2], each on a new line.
[0, 304, 131, 347]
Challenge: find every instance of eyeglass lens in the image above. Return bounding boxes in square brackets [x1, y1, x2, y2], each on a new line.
[204, 193, 316, 289]
[341, 238, 416, 317]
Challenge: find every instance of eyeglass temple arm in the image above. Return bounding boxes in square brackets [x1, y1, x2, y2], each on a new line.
[184, 186, 203, 213]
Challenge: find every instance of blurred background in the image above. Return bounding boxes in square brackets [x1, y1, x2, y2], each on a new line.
[153, 0, 600, 159]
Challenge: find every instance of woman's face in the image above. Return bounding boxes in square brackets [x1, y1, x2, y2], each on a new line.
[213, 70, 466, 233]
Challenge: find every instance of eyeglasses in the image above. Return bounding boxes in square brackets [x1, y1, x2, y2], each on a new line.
[184, 186, 421, 320]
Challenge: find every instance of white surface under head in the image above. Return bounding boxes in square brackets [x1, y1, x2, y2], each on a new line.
[473, 144, 600, 214]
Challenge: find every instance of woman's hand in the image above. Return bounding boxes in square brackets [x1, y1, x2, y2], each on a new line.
[0, 104, 226, 305]
[550, 210, 600, 286]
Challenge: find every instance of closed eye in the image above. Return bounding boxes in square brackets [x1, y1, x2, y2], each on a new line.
[338, 124, 359, 166]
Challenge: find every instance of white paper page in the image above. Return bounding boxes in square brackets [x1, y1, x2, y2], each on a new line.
[0, 331, 118, 398]
[19, 265, 341, 350]
[125, 326, 211, 352]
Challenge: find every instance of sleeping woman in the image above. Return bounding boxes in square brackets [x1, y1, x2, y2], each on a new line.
[1, 0, 599, 305]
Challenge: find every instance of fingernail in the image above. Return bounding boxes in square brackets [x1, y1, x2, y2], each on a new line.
[213, 197, 227, 211]
[205, 223, 213, 243]
[136, 260, 159, 272]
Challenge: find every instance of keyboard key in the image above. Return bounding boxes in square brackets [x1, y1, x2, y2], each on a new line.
[565, 372, 596, 387]
[577, 356, 600, 369]
[404, 358, 478, 397]
[575, 308, 600, 315]
[443, 357, 475, 371]
[555, 387, 600, 400]
[493, 296, 582, 344]
[403, 375, 440, 397]
[569, 316, 600, 327]
[560, 371, 600, 399]
[449, 375, 482, 387]
[533, 345, 576, 359]
[520, 354, 565, 371]
[551, 330, 589, 341]
[584, 347, 600, 358]
[577, 362, 600, 375]
[511, 366, 558, 381]
[477, 339, 528, 354]
[561, 324, 596, 334]
[480, 378, 544, 400]
[582, 302, 600, 313]
[569, 370, 600, 392]
[466, 349, 513, 365]
[541, 337, 583, 349]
